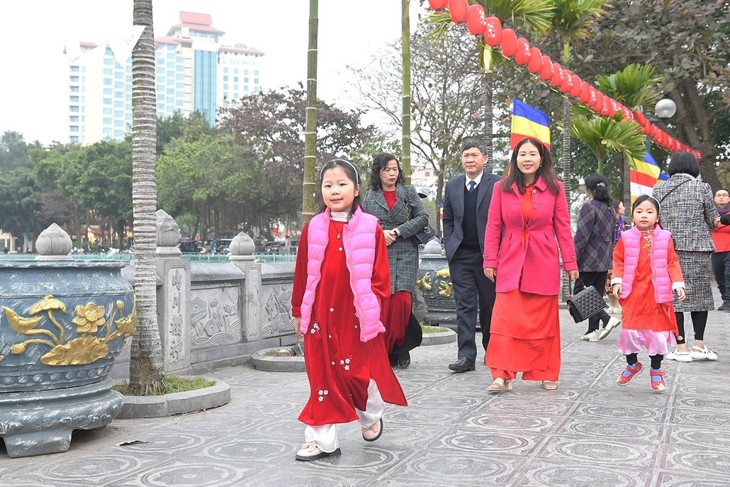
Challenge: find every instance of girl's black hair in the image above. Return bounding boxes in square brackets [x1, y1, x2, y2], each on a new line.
[316, 159, 362, 215]
[369, 153, 404, 191]
[501, 138, 560, 195]
[631, 194, 660, 215]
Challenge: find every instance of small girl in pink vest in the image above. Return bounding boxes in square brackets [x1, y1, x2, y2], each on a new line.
[610, 195, 686, 391]
[291, 159, 406, 462]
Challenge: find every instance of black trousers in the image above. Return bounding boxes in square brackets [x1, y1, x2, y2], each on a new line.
[573, 271, 611, 332]
[448, 247, 496, 361]
[711, 251, 730, 303]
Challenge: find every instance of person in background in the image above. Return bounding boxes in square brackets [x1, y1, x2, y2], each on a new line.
[573, 173, 622, 342]
[610, 195, 685, 392]
[652, 152, 720, 362]
[483, 138, 579, 393]
[710, 189, 730, 311]
[606, 198, 626, 314]
[291, 159, 407, 462]
[363, 153, 428, 368]
[442, 140, 501, 373]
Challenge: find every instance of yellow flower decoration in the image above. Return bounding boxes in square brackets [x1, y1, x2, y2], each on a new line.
[40, 336, 109, 365]
[115, 305, 137, 338]
[72, 303, 106, 334]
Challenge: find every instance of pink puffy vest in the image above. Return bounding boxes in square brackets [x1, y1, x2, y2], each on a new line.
[619, 226, 674, 303]
[298, 207, 386, 342]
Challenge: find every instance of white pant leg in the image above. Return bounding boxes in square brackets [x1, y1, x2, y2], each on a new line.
[356, 379, 385, 428]
[304, 424, 338, 453]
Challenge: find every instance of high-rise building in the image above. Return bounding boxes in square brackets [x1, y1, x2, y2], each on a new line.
[66, 11, 263, 144]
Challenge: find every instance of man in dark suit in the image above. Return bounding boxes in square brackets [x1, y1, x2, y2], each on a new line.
[443, 139, 500, 372]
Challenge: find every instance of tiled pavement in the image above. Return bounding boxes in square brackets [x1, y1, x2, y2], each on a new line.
[2, 291, 729, 487]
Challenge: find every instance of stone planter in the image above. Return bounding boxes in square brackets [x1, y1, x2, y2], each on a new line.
[417, 240, 457, 330]
[0, 226, 135, 457]
[420, 327, 457, 346]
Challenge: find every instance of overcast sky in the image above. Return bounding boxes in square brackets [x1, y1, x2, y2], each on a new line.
[1, 0, 423, 145]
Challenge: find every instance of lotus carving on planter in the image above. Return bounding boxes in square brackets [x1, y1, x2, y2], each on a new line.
[2, 296, 136, 366]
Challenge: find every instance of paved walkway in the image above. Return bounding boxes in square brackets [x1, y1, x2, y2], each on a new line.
[2, 292, 729, 487]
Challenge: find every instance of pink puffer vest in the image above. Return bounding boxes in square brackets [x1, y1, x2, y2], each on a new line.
[620, 226, 674, 303]
[298, 207, 386, 342]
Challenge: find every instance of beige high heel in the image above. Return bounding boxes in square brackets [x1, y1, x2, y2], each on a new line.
[541, 381, 558, 390]
[487, 378, 513, 394]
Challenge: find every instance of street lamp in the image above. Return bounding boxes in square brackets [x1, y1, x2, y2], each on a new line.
[654, 98, 677, 119]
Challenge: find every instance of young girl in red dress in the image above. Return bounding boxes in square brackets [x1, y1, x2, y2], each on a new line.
[611, 195, 686, 392]
[291, 159, 407, 462]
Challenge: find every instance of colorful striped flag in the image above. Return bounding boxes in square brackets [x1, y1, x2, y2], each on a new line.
[630, 152, 668, 205]
[510, 99, 551, 150]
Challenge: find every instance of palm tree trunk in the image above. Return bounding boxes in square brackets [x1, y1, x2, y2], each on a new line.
[484, 71, 494, 174]
[301, 0, 319, 223]
[401, 0, 412, 182]
[130, 0, 164, 394]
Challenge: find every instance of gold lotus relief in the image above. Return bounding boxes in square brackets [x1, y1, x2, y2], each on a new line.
[0, 295, 136, 366]
[416, 269, 453, 298]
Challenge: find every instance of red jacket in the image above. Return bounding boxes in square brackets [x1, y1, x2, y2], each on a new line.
[711, 219, 730, 253]
[483, 177, 577, 295]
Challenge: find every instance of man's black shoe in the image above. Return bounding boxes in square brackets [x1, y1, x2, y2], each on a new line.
[448, 357, 475, 372]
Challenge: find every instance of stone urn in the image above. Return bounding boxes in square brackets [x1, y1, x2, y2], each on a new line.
[0, 224, 136, 457]
[417, 239, 457, 330]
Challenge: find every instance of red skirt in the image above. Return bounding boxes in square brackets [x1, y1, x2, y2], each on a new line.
[486, 290, 561, 382]
[380, 291, 411, 353]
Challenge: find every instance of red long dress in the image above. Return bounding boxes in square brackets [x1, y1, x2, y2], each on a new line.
[291, 219, 407, 427]
[486, 183, 561, 382]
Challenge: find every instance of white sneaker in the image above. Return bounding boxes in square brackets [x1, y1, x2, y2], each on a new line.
[581, 331, 599, 342]
[689, 346, 718, 361]
[666, 348, 693, 362]
[598, 317, 621, 340]
[295, 441, 341, 461]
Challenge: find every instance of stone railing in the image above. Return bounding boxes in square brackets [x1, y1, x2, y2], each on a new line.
[110, 210, 298, 378]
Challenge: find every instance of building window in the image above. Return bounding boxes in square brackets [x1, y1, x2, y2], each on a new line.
[70, 65, 80, 73]
[70, 136, 79, 143]
[103, 88, 112, 95]
[70, 106, 79, 113]
[70, 86, 79, 93]
[103, 108, 112, 115]
[70, 126, 79, 133]
[70, 116, 79, 122]
[70, 96, 79, 102]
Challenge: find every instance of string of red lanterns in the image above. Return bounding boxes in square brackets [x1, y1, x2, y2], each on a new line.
[428, 0, 702, 161]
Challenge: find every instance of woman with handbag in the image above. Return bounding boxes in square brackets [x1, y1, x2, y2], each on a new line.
[482, 138, 579, 393]
[363, 153, 429, 368]
[573, 173, 622, 342]
[652, 152, 721, 362]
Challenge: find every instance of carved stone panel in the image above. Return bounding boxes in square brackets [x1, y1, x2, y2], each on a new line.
[259, 283, 293, 338]
[190, 284, 241, 349]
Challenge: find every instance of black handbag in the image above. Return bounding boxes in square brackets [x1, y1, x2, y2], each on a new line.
[567, 279, 608, 323]
[405, 199, 436, 246]
[411, 223, 436, 246]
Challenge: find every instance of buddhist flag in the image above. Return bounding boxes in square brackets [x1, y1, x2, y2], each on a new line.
[510, 99, 551, 150]
[630, 153, 668, 205]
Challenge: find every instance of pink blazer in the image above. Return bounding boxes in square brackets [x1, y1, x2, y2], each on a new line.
[483, 178, 577, 295]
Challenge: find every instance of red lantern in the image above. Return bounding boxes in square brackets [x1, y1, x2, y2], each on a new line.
[569, 75, 582, 97]
[483, 16, 502, 46]
[539, 55, 553, 80]
[527, 47, 542, 74]
[514, 38, 531, 64]
[593, 91, 604, 111]
[559, 69, 573, 93]
[466, 4, 487, 37]
[579, 82, 591, 104]
[550, 63, 564, 87]
[621, 106, 634, 121]
[500, 28, 518, 56]
[428, 0, 449, 11]
[448, 0, 468, 25]
[587, 87, 598, 107]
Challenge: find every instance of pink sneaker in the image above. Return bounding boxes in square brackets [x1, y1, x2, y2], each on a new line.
[617, 362, 643, 385]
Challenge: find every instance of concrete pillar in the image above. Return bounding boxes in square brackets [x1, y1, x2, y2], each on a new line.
[228, 231, 261, 341]
[155, 210, 191, 372]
